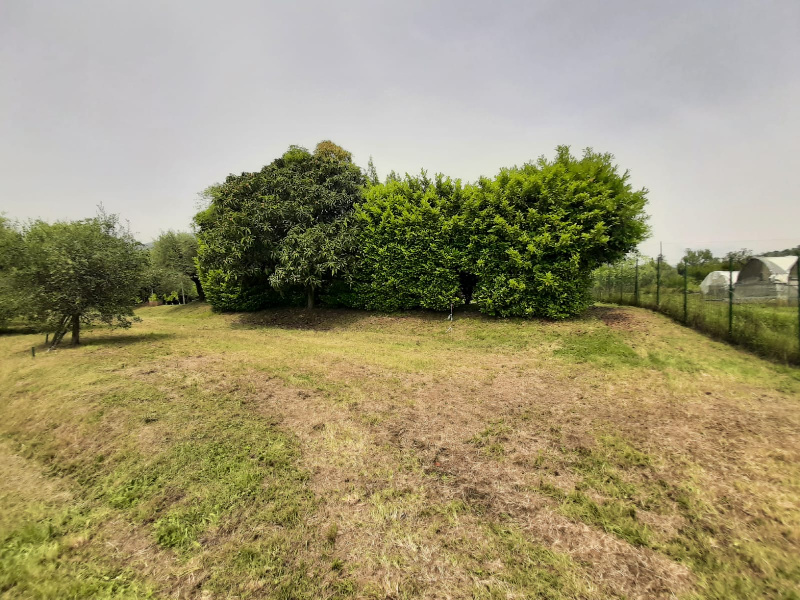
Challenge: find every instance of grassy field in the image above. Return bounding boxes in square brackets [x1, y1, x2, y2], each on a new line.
[596, 288, 800, 364]
[1, 304, 799, 599]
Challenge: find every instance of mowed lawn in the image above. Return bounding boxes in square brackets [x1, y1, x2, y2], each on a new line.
[1, 304, 799, 600]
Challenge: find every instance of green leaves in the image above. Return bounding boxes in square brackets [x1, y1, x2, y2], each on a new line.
[195, 145, 649, 319]
[13, 212, 148, 338]
[346, 173, 466, 312]
[464, 147, 649, 318]
[195, 141, 364, 310]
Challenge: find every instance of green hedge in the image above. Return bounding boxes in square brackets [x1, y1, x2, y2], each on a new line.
[342, 174, 466, 312]
[195, 145, 649, 319]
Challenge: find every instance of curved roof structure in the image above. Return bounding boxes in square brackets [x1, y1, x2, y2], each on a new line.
[700, 270, 738, 295]
[735, 256, 798, 301]
[737, 256, 798, 284]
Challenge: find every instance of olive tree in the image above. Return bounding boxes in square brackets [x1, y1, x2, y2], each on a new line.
[17, 212, 148, 348]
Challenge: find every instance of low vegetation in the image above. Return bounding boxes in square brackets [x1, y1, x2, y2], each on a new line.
[2, 304, 799, 598]
[594, 257, 800, 364]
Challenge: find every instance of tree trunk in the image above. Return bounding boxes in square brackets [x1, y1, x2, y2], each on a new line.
[306, 287, 315, 309]
[49, 316, 70, 350]
[71, 315, 80, 345]
[191, 276, 205, 301]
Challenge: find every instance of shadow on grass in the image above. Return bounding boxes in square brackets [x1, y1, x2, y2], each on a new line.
[0, 325, 39, 336]
[36, 332, 178, 351]
[82, 332, 176, 347]
[231, 305, 494, 332]
[229, 304, 627, 332]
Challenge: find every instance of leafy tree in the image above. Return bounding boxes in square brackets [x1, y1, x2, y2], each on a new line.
[724, 248, 752, 269]
[682, 248, 716, 267]
[0, 216, 24, 326]
[139, 264, 196, 304]
[151, 230, 204, 300]
[677, 248, 752, 282]
[195, 141, 365, 310]
[346, 173, 467, 311]
[677, 248, 719, 281]
[16, 212, 148, 348]
[365, 156, 380, 186]
[463, 147, 650, 318]
[594, 254, 681, 296]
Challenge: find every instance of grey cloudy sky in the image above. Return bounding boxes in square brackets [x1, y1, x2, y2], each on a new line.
[1, 0, 798, 261]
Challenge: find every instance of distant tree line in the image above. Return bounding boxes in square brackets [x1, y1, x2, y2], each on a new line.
[193, 141, 650, 318]
[675, 248, 753, 283]
[762, 245, 800, 258]
[592, 244, 800, 293]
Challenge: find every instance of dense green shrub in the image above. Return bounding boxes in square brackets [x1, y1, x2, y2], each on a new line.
[195, 141, 364, 310]
[344, 174, 467, 312]
[200, 269, 301, 312]
[462, 147, 649, 318]
[194, 145, 649, 319]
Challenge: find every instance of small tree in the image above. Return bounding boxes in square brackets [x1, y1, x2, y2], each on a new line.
[151, 230, 204, 300]
[365, 156, 380, 186]
[17, 212, 148, 348]
[139, 264, 196, 304]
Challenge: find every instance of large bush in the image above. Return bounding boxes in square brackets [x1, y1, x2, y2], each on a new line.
[463, 147, 649, 318]
[195, 144, 649, 319]
[195, 141, 364, 310]
[344, 173, 467, 312]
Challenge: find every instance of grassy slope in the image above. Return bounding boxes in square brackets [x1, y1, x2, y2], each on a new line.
[1, 304, 799, 599]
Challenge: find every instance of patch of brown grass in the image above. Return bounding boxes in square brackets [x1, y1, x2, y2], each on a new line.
[2, 303, 798, 599]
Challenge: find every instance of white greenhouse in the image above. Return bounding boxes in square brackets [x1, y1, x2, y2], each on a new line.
[734, 256, 799, 302]
[699, 270, 738, 299]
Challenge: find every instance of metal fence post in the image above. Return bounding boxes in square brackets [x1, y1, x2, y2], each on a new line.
[728, 256, 734, 338]
[656, 252, 662, 307]
[683, 260, 688, 323]
[634, 258, 639, 306]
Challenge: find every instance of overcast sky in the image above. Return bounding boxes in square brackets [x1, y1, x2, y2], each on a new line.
[1, 0, 798, 261]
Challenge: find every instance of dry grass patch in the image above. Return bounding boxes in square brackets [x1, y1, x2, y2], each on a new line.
[1, 303, 798, 599]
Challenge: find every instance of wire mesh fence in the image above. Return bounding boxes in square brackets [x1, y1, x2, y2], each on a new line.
[593, 256, 800, 365]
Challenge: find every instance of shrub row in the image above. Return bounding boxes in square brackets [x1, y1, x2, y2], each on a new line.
[195, 143, 649, 318]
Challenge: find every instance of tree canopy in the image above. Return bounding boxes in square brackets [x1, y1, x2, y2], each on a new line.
[15, 212, 147, 347]
[151, 230, 204, 300]
[461, 147, 650, 317]
[677, 248, 752, 281]
[195, 141, 364, 309]
[348, 173, 467, 311]
[195, 144, 650, 318]
[0, 216, 23, 326]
